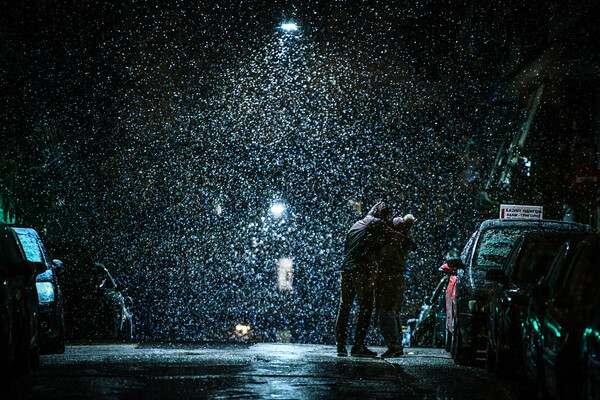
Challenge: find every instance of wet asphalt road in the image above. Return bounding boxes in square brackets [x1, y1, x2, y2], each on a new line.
[3, 343, 520, 399]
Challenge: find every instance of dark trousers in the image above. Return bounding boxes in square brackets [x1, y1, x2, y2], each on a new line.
[378, 309, 401, 346]
[375, 271, 404, 346]
[334, 269, 374, 350]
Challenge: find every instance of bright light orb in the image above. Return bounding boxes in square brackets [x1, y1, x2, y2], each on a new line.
[280, 23, 298, 31]
[270, 203, 286, 218]
[235, 324, 250, 336]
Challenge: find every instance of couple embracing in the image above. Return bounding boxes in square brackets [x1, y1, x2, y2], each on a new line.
[335, 202, 416, 358]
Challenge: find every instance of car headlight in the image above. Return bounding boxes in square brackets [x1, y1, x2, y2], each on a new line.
[36, 282, 55, 304]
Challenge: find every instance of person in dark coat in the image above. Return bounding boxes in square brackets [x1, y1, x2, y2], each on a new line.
[375, 214, 416, 358]
[334, 202, 404, 357]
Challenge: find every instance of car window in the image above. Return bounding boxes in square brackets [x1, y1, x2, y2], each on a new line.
[100, 273, 117, 290]
[473, 227, 523, 269]
[0, 229, 26, 266]
[15, 231, 43, 263]
[94, 263, 117, 290]
[545, 243, 571, 297]
[460, 231, 477, 264]
[430, 276, 448, 303]
[503, 236, 524, 277]
[512, 239, 567, 284]
[564, 243, 599, 303]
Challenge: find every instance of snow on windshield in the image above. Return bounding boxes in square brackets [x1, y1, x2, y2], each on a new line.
[14, 229, 43, 263]
[474, 228, 523, 269]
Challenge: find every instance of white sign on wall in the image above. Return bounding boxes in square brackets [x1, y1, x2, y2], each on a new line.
[499, 204, 543, 220]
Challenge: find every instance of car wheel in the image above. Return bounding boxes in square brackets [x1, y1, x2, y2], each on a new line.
[118, 317, 132, 342]
[451, 315, 472, 366]
[49, 328, 66, 354]
[42, 312, 66, 354]
[56, 314, 66, 354]
[29, 346, 39, 369]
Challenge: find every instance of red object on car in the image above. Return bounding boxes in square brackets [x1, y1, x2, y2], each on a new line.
[439, 263, 458, 351]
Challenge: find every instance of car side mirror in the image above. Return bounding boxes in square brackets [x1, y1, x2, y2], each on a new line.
[52, 259, 63, 271]
[485, 269, 508, 285]
[447, 258, 465, 271]
[438, 263, 457, 276]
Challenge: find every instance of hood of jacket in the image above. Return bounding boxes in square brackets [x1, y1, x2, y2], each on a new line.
[349, 202, 391, 231]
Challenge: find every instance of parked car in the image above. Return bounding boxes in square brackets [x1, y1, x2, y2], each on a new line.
[0, 223, 46, 375]
[532, 235, 600, 399]
[12, 228, 65, 354]
[583, 292, 600, 400]
[63, 262, 133, 340]
[484, 231, 588, 376]
[411, 276, 448, 347]
[441, 218, 593, 365]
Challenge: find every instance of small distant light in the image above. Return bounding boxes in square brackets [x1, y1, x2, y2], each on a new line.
[235, 324, 251, 337]
[280, 23, 298, 31]
[270, 203, 286, 218]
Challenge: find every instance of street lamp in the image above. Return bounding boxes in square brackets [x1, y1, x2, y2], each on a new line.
[270, 203, 286, 218]
[280, 23, 298, 32]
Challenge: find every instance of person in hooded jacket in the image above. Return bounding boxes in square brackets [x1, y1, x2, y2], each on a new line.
[375, 214, 416, 358]
[335, 202, 405, 357]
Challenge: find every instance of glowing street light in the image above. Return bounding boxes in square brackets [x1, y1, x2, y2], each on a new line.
[280, 23, 298, 32]
[270, 203, 286, 218]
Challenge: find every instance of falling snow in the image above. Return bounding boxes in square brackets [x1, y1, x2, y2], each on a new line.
[3, 1, 587, 343]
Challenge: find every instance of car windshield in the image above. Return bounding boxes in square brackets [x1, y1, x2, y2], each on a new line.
[474, 228, 523, 269]
[95, 263, 117, 290]
[15, 230, 43, 263]
[14, 229, 51, 280]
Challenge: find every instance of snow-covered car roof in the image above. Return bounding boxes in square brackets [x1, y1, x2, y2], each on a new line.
[478, 218, 594, 233]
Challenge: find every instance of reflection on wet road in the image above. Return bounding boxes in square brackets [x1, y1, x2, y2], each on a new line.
[3, 344, 519, 399]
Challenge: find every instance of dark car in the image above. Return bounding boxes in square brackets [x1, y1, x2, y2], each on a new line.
[63, 262, 133, 340]
[532, 235, 600, 399]
[411, 276, 448, 348]
[445, 218, 593, 365]
[0, 224, 46, 375]
[484, 231, 587, 376]
[583, 292, 600, 400]
[12, 228, 65, 354]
